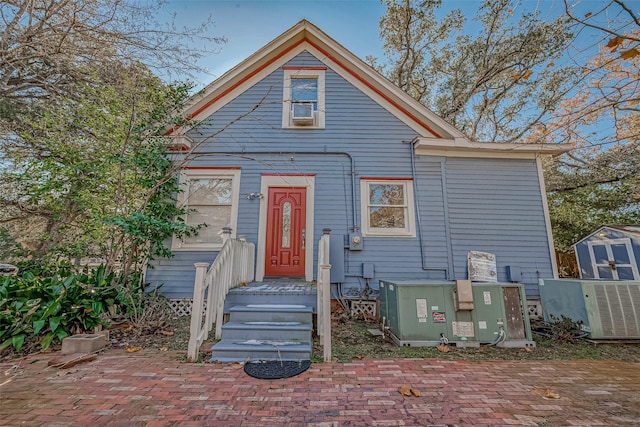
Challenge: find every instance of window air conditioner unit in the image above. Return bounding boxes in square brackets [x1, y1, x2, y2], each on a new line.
[291, 102, 314, 125]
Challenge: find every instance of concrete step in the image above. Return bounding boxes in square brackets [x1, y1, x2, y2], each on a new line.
[228, 304, 313, 323]
[210, 340, 312, 363]
[223, 281, 317, 314]
[224, 293, 317, 312]
[221, 321, 312, 341]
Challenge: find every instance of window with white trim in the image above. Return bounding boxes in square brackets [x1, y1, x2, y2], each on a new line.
[282, 69, 325, 128]
[360, 179, 416, 237]
[172, 169, 241, 250]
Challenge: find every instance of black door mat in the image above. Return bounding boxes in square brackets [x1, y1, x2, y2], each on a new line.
[244, 360, 311, 379]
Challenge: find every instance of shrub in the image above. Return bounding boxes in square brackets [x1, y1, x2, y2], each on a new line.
[0, 265, 117, 352]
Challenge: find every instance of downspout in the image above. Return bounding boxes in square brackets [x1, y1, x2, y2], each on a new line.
[409, 140, 450, 277]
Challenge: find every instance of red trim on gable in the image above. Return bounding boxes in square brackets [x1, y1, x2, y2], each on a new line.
[304, 38, 442, 138]
[167, 145, 189, 151]
[165, 38, 308, 136]
[282, 66, 327, 70]
[183, 166, 241, 170]
[167, 35, 443, 139]
[360, 177, 413, 181]
[261, 173, 316, 177]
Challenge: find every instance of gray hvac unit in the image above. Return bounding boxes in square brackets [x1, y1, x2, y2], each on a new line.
[539, 279, 640, 339]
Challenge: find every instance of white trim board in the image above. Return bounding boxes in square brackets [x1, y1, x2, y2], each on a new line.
[255, 175, 315, 282]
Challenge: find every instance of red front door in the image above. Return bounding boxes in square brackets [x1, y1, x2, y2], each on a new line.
[265, 187, 306, 277]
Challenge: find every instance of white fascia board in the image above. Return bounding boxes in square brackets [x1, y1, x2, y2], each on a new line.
[536, 157, 559, 279]
[303, 24, 464, 140]
[414, 137, 572, 159]
[183, 23, 308, 117]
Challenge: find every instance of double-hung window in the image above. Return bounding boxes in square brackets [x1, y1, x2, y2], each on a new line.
[282, 67, 325, 128]
[172, 169, 241, 250]
[361, 178, 416, 237]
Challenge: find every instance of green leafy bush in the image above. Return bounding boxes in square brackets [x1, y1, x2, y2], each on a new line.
[0, 265, 118, 352]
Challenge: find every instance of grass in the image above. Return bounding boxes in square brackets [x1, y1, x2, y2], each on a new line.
[321, 318, 640, 363]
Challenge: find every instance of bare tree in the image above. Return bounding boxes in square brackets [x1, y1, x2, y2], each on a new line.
[0, 0, 225, 103]
[373, 0, 576, 143]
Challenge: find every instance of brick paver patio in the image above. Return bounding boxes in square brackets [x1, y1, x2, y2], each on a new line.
[1, 349, 639, 426]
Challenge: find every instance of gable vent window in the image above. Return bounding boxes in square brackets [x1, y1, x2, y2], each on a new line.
[283, 68, 325, 129]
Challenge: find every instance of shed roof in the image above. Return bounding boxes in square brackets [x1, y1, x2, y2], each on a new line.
[574, 224, 640, 247]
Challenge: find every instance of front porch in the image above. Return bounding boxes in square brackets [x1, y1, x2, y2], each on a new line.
[187, 230, 333, 362]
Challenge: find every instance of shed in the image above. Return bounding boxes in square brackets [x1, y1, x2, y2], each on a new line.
[574, 225, 640, 280]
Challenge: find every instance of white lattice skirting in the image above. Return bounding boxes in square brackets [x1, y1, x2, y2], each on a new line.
[349, 300, 377, 319]
[527, 300, 542, 320]
[170, 298, 541, 320]
[168, 299, 202, 317]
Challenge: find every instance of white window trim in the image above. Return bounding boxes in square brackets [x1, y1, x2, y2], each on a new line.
[282, 69, 325, 129]
[360, 178, 416, 238]
[172, 169, 241, 251]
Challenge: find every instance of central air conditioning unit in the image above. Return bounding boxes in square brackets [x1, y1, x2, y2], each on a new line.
[291, 102, 314, 125]
[378, 280, 534, 348]
[539, 279, 640, 339]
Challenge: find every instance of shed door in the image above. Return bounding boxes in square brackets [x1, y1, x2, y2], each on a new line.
[265, 187, 306, 277]
[589, 239, 639, 280]
[503, 287, 526, 340]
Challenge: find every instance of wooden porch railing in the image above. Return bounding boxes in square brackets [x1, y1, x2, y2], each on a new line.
[187, 229, 255, 362]
[317, 228, 332, 362]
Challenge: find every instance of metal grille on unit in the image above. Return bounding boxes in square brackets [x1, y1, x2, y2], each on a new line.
[594, 283, 640, 338]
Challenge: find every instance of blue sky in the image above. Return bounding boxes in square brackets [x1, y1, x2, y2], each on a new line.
[160, 0, 607, 88]
[162, 0, 387, 84]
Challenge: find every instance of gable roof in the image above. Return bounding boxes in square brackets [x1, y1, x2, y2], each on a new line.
[574, 224, 640, 246]
[169, 20, 571, 156]
[170, 19, 461, 139]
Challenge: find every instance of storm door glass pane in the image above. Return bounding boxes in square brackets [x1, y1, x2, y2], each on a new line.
[282, 202, 291, 248]
[597, 266, 614, 279]
[611, 244, 631, 264]
[617, 267, 635, 280]
[592, 245, 609, 264]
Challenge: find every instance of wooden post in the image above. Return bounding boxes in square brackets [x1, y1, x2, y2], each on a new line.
[320, 228, 332, 362]
[188, 262, 209, 362]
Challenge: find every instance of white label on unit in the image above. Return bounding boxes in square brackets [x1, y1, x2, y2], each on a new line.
[431, 306, 438, 311]
[478, 321, 487, 330]
[418, 318, 427, 323]
[389, 285, 394, 291]
[483, 291, 492, 305]
[416, 299, 428, 319]
[452, 322, 475, 337]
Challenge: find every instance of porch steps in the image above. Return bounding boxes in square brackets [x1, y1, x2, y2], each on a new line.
[210, 304, 313, 363]
[223, 281, 317, 312]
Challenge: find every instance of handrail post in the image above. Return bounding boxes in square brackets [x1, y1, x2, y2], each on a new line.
[187, 233, 256, 361]
[320, 228, 332, 362]
[221, 226, 232, 243]
[188, 262, 210, 362]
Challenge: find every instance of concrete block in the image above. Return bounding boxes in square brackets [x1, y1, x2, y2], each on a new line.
[61, 333, 107, 355]
[453, 340, 480, 348]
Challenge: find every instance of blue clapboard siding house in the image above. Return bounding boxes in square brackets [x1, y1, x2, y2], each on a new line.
[146, 20, 569, 310]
